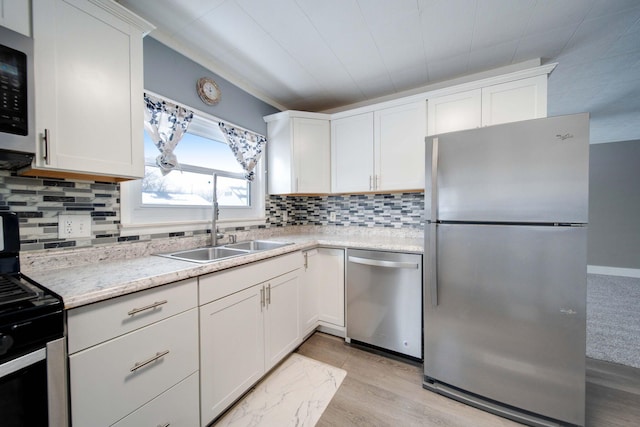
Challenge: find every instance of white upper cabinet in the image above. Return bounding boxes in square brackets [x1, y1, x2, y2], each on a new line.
[0, 0, 31, 36]
[375, 102, 427, 191]
[265, 111, 331, 194]
[331, 112, 374, 193]
[427, 89, 482, 136]
[332, 101, 426, 192]
[427, 75, 548, 136]
[481, 75, 547, 126]
[27, 0, 153, 181]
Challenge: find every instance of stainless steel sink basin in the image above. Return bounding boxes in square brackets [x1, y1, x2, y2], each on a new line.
[158, 246, 249, 263]
[224, 240, 293, 251]
[156, 240, 293, 264]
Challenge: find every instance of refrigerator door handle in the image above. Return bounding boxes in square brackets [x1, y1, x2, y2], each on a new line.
[429, 222, 438, 307]
[431, 137, 439, 222]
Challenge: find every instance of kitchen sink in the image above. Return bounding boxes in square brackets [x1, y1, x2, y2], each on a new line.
[158, 246, 250, 263]
[156, 240, 293, 263]
[224, 240, 293, 251]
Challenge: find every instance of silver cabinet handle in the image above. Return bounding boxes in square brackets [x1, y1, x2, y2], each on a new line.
[43, 128, 50, 164]
[266, 284, 271, 305]
[369, 175, 373, 191]
[375, 174, 380, 191]
[348, 256, 419, 269]
[130, 350, 170, 372]
[157, 424, 170, 427]
[127, 300, 168, 316]
[304, 252, 308, 269]
[260, 287, 265, 310]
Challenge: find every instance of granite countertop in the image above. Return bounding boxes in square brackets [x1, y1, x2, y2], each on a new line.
[23, 227, 424, 310]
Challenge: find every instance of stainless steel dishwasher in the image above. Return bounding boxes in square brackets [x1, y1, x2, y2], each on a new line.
[346, 249, 422, 359]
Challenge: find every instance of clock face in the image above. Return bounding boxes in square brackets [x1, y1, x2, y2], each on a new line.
[197, 77, 221, 105]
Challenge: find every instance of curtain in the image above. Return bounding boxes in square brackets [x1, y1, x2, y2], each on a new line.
[143, 93, 194, 175]
[218, 122, 267, 181]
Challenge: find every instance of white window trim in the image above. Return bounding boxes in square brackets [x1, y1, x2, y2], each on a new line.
[120, 93, 266, 237]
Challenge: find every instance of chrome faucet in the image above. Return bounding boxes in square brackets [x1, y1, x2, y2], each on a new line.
[212, 173, 224, 246]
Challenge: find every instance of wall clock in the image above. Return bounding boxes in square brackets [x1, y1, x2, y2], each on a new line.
[196, 77, 221, 105]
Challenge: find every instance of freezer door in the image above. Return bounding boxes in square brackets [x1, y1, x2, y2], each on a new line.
[424, 224, 586, 426]
[425, 113, 589, 223]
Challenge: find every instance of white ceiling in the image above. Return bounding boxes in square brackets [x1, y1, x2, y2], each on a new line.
[118, 0, 640, 144]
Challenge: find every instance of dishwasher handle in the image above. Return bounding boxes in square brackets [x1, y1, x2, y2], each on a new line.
[348, 256, 419, 269]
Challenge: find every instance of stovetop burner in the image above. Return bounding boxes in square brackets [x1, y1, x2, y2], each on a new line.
[0, 273, 38, 306]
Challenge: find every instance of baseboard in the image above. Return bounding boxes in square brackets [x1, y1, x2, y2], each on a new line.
[588, 265, 640, 278]
[317, 323, 345, 338]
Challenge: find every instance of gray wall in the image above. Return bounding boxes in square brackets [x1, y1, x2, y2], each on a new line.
[143, 37, 279, 134]
[588, 140, 640, 269]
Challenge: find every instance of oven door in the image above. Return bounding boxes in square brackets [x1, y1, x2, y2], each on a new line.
[0, 338, 67, 427]
[0, 348, 48, 425]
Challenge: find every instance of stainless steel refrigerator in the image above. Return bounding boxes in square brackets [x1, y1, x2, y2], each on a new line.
[423, 113, 588, 427]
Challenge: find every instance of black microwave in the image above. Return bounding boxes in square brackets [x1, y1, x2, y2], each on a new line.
[0, 25, 35, 169]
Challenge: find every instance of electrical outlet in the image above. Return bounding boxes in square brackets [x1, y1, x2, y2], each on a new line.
[282, 212, 288, 223]
[329, 212, 337, 221]
[58, 214, 92, 239]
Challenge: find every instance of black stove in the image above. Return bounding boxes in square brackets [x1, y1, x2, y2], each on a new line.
[0, 212, 65, 427]
[0, 213, 63, 363]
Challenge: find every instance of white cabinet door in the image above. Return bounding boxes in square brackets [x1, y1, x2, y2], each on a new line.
[264, 270, 300, 370]
[375, 101, 426, 191]
[0, 0, 31, 36]
[331, 112, 374, 193]
[317, 248, 345, 327]
[200, 285, 265, 426]
[481, 75, 548, 126]
[31, 0, 148, 180]
[266, 114, 294, 194]
[294, 118, 331, 193]
[299, 249, 320, 338]
[427, 89, 482, 136]
[69, 309, 199, 427]
[266, 114, 330, 194]
[112, 373, 200, 427]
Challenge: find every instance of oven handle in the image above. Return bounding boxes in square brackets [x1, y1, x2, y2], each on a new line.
[0, 347, 45, 378]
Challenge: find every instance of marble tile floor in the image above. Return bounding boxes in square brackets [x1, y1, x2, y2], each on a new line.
[214, 353, 346, 427]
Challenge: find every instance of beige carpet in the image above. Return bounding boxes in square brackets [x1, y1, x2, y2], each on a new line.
[215, 353, 346, 426]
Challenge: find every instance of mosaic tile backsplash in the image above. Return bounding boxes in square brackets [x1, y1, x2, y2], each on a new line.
[0, 171, 424, 251]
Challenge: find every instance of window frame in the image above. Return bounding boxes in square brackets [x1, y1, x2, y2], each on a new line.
[120, 98, 266, 236]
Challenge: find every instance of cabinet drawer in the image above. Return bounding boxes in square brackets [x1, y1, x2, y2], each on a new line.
[68, 278, 197, 353]
[199, 252, 303, 305]
[112, 372, 199, 427]
[69, 309, 199, 427]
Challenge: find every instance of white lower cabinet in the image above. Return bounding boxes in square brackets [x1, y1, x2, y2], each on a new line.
[300, 247, 346, 335]
[112, 372, 200, 427]
[67, 279, 199, 427]
[200, 284, 265, 425]
[69, 309, 199, 427]
[199, 254, 302, 426]
[317, 248, 346, 328]
[299, 249, 321, 338]
[264, 271, 300, 369]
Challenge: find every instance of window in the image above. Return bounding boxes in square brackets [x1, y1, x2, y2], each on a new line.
[121, 112, 266, 235]
[142, 131, 249, 207]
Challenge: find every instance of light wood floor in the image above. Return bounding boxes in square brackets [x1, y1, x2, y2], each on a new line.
[295, 332, 640, 427]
